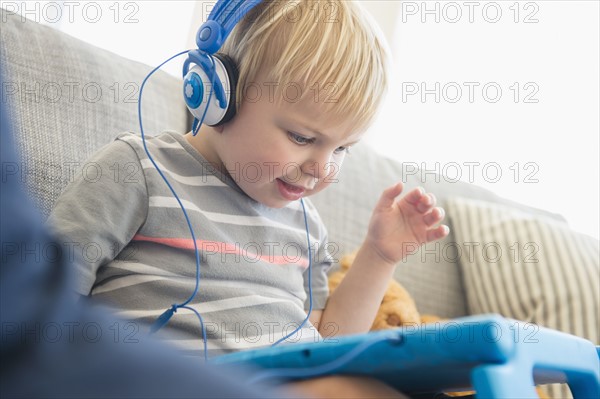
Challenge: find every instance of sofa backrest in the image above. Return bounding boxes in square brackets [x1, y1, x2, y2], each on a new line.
[1, 9, 188, 218]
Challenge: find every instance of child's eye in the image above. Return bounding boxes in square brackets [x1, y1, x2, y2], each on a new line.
[288, 131, 314, 145]
[334, 146, 351, 155]
[288, 131, 351, 155]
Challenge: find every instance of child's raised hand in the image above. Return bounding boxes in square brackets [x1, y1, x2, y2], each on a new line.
[365, 182, 449, 266]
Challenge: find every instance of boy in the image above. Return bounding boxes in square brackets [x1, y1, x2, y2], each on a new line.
[47, 0, 448, 397]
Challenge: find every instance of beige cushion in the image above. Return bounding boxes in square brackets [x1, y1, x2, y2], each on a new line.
[446, 196, 599, 399]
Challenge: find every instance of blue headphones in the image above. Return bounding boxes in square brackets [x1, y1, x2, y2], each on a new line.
[183, 0, 263, 128]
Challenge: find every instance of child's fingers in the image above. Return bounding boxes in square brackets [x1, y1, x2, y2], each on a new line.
[426, 225, 450, 242]
[404, 187, 425, 205]
[423, 207, 445, 227]
[417, 193, 436, 213]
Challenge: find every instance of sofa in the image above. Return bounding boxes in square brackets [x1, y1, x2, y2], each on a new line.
[2, 9, 598, 398]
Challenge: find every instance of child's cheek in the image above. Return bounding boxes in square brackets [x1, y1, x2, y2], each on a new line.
[326, 158, 343, 181]
[312, 176, 334, 195]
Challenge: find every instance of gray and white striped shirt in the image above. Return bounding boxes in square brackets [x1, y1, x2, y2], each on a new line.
[47, 131, 334, 357]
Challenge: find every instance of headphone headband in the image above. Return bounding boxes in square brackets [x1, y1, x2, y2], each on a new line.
[184, 0, 264, 128]
[197, 0, 263, 54]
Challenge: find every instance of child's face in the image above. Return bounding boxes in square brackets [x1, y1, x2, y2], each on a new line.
[189, 77, 364, 209]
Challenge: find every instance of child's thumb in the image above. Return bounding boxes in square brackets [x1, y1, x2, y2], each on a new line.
[376, 182, 404, 209]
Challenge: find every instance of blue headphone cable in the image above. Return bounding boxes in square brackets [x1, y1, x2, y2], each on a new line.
[137, 50, 314, 362]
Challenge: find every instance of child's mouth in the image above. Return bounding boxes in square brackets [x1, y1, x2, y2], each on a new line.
[276, 178, 305, 200]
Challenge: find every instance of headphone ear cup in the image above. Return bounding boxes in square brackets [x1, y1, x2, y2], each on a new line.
[211, 53, 239, 126]
[183, 53, 238, 126]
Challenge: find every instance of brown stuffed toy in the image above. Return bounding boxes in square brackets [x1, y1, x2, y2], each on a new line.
[328, 251, 423, 330]
[328, 251, 550, 399]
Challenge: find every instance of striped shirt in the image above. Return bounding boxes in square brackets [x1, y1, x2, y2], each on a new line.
[46, 131, 334, 357]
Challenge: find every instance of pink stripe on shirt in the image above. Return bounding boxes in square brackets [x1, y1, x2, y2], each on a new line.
[132, 234, 309, 269]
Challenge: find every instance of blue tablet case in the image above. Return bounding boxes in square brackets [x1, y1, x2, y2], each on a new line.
[212, 314, 600, 398]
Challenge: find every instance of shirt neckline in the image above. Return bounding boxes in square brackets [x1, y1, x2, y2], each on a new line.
[164, 131, 251, 196]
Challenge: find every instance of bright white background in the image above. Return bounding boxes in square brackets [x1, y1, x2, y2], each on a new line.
[3, 0, 599, 239]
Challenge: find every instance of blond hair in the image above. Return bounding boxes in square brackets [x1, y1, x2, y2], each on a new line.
[219, 0, 390, 134]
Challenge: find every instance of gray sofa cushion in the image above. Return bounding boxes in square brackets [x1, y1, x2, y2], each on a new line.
[310, 142, 566, 318]
[0, 9, 188, 219]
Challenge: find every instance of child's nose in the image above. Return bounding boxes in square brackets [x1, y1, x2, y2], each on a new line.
[301, 157, 336, 182]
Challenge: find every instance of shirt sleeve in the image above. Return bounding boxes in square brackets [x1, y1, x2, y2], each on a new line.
[303, 215, 335, 311]
[45, 138, 148, 296]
